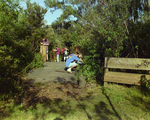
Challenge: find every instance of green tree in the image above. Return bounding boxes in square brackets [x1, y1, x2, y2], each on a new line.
[65, 0, 130, 82]
[44, 0, 76, 29]
[25, 1, 48, 51]
[0, 0, 45, 100]
[43, 0, 150, 83]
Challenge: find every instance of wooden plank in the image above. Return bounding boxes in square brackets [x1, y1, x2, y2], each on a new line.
[105, 57, 150, 70]
[104, 71, 150, 85]
[42, 45, 46, 62]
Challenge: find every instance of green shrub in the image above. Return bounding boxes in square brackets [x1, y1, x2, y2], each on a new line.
[0, 0, 46, 100]
[141, 76, 150, 91]
[30, 53, 43, 69]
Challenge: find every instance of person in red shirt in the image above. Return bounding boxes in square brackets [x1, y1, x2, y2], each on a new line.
[61, 46, 65, 62]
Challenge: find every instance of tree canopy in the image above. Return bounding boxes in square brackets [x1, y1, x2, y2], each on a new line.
[0, 0, 150, 99]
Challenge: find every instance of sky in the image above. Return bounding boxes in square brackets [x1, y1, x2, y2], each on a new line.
[19, 0, 63, 25]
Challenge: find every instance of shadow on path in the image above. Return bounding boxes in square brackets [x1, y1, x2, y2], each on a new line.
[1, 78, 125, 120]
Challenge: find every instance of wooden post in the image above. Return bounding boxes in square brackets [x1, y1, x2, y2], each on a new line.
[104, 68, 109, 86]
[40, 45, 47, 62]
[42, 45, 46, 62]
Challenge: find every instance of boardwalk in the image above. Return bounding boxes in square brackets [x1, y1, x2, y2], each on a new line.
[26, 62, 77, 83]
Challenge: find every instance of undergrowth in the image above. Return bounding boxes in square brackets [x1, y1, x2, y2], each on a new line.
[0, 83, 150, 120]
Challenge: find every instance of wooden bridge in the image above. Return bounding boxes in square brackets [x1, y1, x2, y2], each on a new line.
[24, 62, 85, 87]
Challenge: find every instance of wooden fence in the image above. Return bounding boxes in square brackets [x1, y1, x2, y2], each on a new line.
[104, 57, 150, 85]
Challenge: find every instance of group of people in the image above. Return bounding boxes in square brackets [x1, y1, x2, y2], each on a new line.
[40, 37, 68, 62]
[55, 46, 69, 62]
[40, 37, 83, 73]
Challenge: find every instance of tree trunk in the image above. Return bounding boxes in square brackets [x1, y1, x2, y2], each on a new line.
[62, 0, 64, 29]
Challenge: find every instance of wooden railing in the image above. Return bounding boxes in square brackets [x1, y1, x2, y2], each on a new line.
[104, 57, 150, 85]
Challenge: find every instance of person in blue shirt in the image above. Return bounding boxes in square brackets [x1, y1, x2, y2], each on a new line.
[65, 52, 83, 73]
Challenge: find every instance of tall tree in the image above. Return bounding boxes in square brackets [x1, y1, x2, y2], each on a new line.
[25, 1, 47, 28]
[25, 1, 48, 51]
[44, 0, 76, 28]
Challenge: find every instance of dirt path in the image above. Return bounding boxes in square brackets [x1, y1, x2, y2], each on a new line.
[26, 62, 77, 83]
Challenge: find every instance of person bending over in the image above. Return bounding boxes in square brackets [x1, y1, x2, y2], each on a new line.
[65, 52, 83, 73]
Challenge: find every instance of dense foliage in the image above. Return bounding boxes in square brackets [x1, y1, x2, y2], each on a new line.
[0, 0, 48, 99]
[45, 0, 150, 86]
[0, 0, 150, 100]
